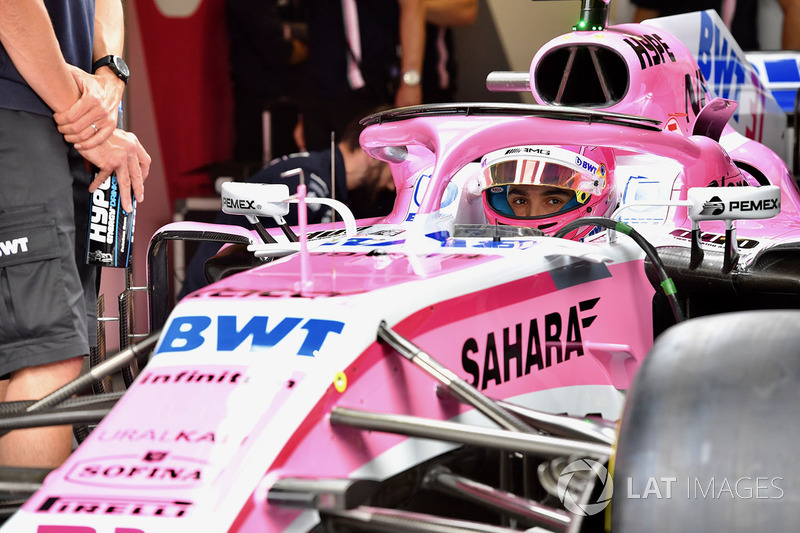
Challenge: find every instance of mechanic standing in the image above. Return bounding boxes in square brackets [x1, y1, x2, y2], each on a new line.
[299, 0, 426, 151]
[0, 1, 150, 468]
[422, 0, 477, 104]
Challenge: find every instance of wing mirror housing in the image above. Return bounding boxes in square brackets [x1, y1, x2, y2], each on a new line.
[686, 185, 780, 272]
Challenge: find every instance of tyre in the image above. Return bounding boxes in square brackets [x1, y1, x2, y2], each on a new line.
[612, 310, 800, 532]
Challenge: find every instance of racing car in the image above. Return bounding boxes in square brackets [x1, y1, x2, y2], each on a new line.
[3, 0, 800, 531]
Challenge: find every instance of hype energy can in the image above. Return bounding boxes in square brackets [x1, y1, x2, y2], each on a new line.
[85, 173, 136, 268]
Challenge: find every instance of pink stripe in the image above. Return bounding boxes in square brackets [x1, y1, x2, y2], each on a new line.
[341, 0, 365, 90]
[395, 271, 558, 338]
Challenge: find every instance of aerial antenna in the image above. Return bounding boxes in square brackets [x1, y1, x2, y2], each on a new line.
[528, 0, 610, 32]
[574, 0, 610, 31]
[294, 168, 313, 295]
[330, 130, 336, 228]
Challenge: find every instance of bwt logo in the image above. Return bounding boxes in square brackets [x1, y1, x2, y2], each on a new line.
[0, 237, 28, 257]
[575, 156, 597, 174]
[159, 315, 345, 356]
[698, 11, 745, 104]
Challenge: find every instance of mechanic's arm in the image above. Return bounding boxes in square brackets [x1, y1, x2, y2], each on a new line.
[395, 0, 425, 108]
[1, 2, 148, 212]
[424, 0, 477, 27]
[777, 0, 800, 50]
[0, 1, 81, 111]
[54, 0, 126, 149]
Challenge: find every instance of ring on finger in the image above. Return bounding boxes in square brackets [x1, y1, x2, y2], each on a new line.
[90, 123, 99, 133]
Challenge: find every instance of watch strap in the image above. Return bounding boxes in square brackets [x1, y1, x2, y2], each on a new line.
[92, 55, 129, 84]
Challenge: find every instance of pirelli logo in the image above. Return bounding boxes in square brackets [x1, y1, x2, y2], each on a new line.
[36, 495, 191, 518]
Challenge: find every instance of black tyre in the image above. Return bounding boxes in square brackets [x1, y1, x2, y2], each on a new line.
[612, 310, 800, 532]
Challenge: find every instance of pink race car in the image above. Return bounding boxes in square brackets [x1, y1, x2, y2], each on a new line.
[4, 1, 800, 531]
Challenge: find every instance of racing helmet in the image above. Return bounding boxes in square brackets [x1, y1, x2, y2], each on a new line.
[479, 145, 616, 240]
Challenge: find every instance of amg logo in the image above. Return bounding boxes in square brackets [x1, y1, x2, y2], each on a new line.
[729, 199, 780, 211]
[223, 197, 255, 210]
[0, 237, 28, 256]
[504, 147, 550, 156]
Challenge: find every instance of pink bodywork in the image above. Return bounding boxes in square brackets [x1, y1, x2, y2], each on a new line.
[8, 12, 800, 533]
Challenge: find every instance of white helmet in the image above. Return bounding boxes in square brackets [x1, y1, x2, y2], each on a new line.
[479, 145, 616, 239]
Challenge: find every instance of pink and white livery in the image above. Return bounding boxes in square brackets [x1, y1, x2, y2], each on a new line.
[5, 1, 800, 531]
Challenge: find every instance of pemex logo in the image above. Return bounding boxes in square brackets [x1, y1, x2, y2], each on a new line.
[699, 196, 725, 216]
[557, 458, 614, 516]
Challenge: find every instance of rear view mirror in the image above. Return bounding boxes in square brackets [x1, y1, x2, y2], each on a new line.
[221, 182, 291, 218]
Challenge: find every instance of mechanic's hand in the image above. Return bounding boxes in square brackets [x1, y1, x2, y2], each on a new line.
[394, 83, 422, 108]
[53, 67, 125, 150]
[78, 129, 151, 213]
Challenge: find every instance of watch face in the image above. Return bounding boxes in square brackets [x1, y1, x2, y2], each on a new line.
[402, 70, 421, 87]
[112, 56, 130, 79]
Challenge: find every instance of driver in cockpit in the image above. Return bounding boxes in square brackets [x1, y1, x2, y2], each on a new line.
[479, 145, 617, 240]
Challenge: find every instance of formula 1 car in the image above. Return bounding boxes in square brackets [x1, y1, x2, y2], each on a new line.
[4, 1, 800, 531]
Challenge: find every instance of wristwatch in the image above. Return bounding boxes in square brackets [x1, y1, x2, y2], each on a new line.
[92, 55, 130, 84]
[402, 69, 421, 87]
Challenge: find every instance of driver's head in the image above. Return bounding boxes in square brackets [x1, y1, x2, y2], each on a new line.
[479, 145, 616, 240]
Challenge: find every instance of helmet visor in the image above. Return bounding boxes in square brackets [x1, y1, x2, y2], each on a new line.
[481, 146, 607, 196]
[485, 184, 582, 219]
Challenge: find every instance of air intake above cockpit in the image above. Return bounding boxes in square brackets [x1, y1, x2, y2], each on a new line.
[534, 45, 628, 107]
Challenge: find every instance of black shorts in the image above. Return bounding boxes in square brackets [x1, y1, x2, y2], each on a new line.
[0, 109, 97, 376]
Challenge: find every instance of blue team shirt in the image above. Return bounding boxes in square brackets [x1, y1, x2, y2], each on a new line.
[0, 0, 95, 115]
